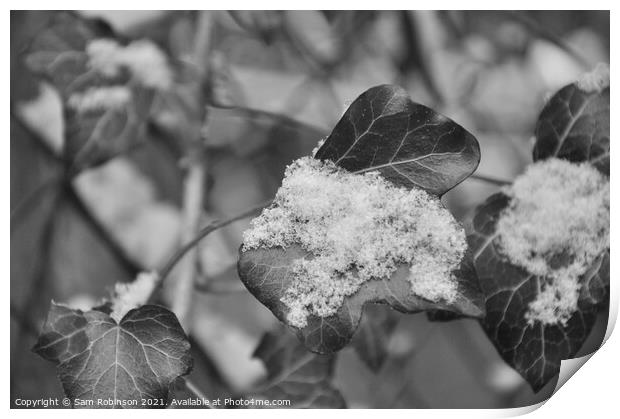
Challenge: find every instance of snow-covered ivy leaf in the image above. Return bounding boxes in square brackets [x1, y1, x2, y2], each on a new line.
[239, 246, 484, 354]
[249, 328, 345, 408]
[468, 193, 609, 392]
[533, 70, 610, 176]
[25, 11, 157, 172]
[33, 302, 192, 407]
[314, 84, 480, 195]
[351, 305, 400, 372]
[238, 85, 484, 354]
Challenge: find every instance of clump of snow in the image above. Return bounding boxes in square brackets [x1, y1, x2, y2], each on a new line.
[122, 40, 173, 90]
[496, 158, 609, 326]
[243, 157, 467, 328]
[86, 39, 123, 77]
[576, 63, 610, 93]
[86, 38, 172, 90]
[68, 86, 131, 112]
[525, 272, 582, 326]
[110, 271, 159, 322]
[409, 253, 459, 303]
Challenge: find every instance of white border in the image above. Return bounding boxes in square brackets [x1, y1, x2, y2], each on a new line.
[3, 3, 617, 418]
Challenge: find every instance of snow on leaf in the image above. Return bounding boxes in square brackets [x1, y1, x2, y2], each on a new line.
[33, 302, 192, 407]
[533, 74, 610, 176]
[238, 85, 484, 353]
[24, 12, 156, 172]
[249, 328, 345, 408]
[238, 245, 484, 354]
[314, 84, 480, 196]
[468, 193, 608, 392]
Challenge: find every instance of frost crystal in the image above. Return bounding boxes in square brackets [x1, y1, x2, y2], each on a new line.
[110, 271, 158, 322]
[68, 86, 131, 112]
[86, 39, 172, 90]
[497, 158, 609, 326]
[575, 63, 610, 93]
[243, 157, 467, 328]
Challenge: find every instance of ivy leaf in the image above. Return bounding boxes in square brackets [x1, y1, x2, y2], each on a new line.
[533, 82, 610, 176]
[239, 245, 484, 354]
[468, 193, 609, 392]
[24, 11, 155, 172]
[351, 305, 400, 372]
[314, 84, 480, 195]
[239, 84, 484, 354]
[249, 328, 345, 408]
[33, 302, 192, 407]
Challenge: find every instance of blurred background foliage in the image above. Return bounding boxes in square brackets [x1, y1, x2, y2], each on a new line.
[11, 10, 609, 408]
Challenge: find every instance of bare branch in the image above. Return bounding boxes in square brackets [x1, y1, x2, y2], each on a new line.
[508, 11, 590, 69]
[159, 199, 272, 283]
[468, 173, 512, 187]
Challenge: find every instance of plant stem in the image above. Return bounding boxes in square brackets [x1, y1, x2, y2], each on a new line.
[167, 11, 215, 329]
[195, 276, 248, 294]
[185, 378, 212, 408]
[170, 154, 206, 328]
[468, 173, 512, 186]
[184, 379, 213, 407]
[507, 11, 590, 69]
[159, 199, 272, 283]
[193, 11, 214, 68]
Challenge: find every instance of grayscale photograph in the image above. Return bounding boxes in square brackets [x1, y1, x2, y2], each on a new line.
[9, 9, 611, 410]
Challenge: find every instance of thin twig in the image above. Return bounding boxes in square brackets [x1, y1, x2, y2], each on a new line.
[468, 173, 512, 187]
[184, 379, 214, 408]
[193, 11, 214, 68]
[170, 155, 206, 328]
[508, 11, 590, 69]
[159, 199, 272, 283]
[195, 277, 248, 295]
[211, 104, 327, 135]
[167, 11, 215, 329]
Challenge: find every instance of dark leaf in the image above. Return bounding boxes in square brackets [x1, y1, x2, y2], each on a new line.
[33, 303, 192, 407]
[250, 328, 345, 408]
[468, 193, 609, 392]
[238, 245, 484, 354]
[314, 84, 480, 195]
[533, 83, 610, 176]
[25, 11, 155, 172]
[351, 305, 400, 372]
